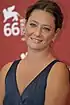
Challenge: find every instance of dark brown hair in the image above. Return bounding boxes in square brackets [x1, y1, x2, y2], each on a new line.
[25, 0, 64, 30]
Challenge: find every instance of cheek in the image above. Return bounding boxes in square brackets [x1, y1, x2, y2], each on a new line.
[44, 34, 54, 42]
[25, 26, 33, 37]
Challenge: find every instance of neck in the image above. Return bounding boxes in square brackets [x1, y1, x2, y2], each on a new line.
[25, 47, 54, 64]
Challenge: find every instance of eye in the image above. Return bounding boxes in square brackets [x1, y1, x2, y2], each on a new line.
[43, 27, 50, 31]
[30, 23, 37, 27]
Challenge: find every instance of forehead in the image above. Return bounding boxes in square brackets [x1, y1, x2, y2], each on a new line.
[28, 9, 55, 26]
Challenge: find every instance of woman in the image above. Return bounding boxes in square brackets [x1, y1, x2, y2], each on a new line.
[0, 0, 70, 105]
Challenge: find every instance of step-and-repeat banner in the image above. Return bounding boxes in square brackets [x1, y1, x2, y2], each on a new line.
[0, 0, 70, 68]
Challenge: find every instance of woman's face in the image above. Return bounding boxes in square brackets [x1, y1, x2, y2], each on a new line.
[25, 9, 59, 51]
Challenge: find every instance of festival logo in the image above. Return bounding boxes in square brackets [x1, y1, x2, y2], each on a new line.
[2, 5, 25, 37]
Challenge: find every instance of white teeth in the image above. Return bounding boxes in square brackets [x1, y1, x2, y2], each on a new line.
[36, 39, 38, 42]
[32, 38, 42, 43]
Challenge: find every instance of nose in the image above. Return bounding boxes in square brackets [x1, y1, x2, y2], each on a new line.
[34, 27, 41, 37]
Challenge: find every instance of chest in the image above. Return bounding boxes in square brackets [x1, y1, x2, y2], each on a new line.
[16, 64, 45, 95]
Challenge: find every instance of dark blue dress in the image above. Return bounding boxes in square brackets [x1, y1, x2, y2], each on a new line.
[3, 59, 59, 105]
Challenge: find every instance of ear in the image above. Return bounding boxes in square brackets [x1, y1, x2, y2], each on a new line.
[52, 28, 61, 42]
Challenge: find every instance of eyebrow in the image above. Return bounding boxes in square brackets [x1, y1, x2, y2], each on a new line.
[30, 20, 52, 28]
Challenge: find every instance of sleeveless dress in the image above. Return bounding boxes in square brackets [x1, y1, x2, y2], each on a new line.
[3, 59, 59, 105]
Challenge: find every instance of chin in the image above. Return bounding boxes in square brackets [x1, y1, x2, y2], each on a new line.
[27, 40, 48, 51]
[28, 44, 48, 51]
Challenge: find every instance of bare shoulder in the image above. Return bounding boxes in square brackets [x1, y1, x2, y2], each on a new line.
[0, 62, 13, 79]
[44, 61, 70, 105]
[48, 61, 69, 80]
[47, 61, 70, 89]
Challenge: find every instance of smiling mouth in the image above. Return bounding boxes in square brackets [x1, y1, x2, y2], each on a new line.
[30, 37, 43, 43]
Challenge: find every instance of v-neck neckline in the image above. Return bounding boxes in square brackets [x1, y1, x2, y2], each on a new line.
[15, 59, 58, 97]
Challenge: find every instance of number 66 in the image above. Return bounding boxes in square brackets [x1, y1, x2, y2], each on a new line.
[4, 22, 20, 37]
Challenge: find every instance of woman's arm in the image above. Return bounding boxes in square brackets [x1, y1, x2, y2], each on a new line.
[44, 62, 70, 105]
